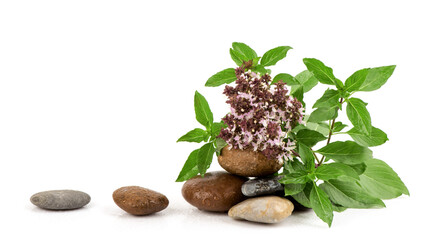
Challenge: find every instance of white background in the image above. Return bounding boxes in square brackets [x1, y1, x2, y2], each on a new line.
[0, 0, 424, 239]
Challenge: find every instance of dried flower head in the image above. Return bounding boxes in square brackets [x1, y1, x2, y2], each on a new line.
[219, 65, 304, 162]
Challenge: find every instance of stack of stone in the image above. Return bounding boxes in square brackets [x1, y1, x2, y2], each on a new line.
[181, 146, 295, 224]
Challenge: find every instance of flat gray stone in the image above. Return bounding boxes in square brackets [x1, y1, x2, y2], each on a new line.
[241, 176, 284, 197]
[30, 190, 91, 210]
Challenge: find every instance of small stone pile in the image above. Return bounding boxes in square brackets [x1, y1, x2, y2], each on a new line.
[181, 146, 295, 224]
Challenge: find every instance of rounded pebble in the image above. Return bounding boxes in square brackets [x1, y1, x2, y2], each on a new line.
[228, 196, 294, 223]
[30, 190, 91, 210]
[181, 171, 247, 212]
[218, 147, 282, 177]
[241, 176, 284, 197]
[113, 186, 169, 216]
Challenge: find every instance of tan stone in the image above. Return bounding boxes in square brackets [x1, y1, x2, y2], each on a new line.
[228, 196, 294, 223]
[218, 147, 282, 177]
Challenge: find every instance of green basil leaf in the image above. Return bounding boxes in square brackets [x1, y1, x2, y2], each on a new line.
[280, 171, 309, 184]
[316, 141, 372, 165]
[261, 46, 292, 66]
[292, 86, 305, 107]
[205, 68, 237, 87]
[272, 73, 299, 85]
[288, 159, 306, 173]
[315, 165, 341, 181]
[291, 124, 307, 134]
[298, 143, 316, 171]
[211, 121, 227, 138]
[358, 159, 409, 199]
[332, 122, 348, 132]
[303, 58, 337, 85]
[291, 182, 313, 208]
[306, 122, 329, 137]
[252, 65, 268, 75]
[319, 179, 385, 209]
[334, 78, 345, 90]
[346, 97, 372, 135]
[292, 70, 319, 93]
[350, 163, 367, 175]
[296, 129, 327, 147]
[313, 89, 341, 109]
[308, 107, 338, 123]
[288, 131, 296, 141]
[229, 48, 245, 66]
[232, 42, 258, 61]
[310, 184, 334, 227]
[347, 127, 388, 147]
[215, 137, 227, 156]
[315, 163, 359, 181]
[252, 56, 261, 67]
[194, 91, 213, 128]
[177, 128, 208, 143]
[176, 149, 200, 182]
[332, 203, 347, 212]
[359, 65, 396, 92]
[285, 183, 306, 196]
[197, 142, 215, 177]
[344, 68, 369, 92]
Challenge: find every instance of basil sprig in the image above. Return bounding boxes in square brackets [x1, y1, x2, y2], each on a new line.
[177, 43, 408, 227]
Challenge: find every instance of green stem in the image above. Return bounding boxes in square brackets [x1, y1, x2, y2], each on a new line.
[325, 119, 336, 145]
[332, 131, 348, 135]
[318, 97, 344, 165]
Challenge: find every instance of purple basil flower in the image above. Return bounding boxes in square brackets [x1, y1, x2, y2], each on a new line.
[219, 65, 304, 162]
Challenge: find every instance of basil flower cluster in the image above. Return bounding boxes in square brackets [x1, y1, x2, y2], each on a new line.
[219, 66, 304, 162]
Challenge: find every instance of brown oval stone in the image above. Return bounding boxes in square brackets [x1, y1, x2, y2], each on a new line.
[218, 147, 282, 177]
[181, 171, 247, 212]
[112, 186, 169, 216]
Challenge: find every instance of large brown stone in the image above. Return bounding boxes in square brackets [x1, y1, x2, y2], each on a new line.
[181, 171, 247, 212]
[113, 186, 169, 216]
[218, 147, 282, 177]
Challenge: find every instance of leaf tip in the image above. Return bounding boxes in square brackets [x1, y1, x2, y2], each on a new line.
[176, 136, 184, 143]
[402, 183, 410, 196]
[175, 174, 185, 182]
